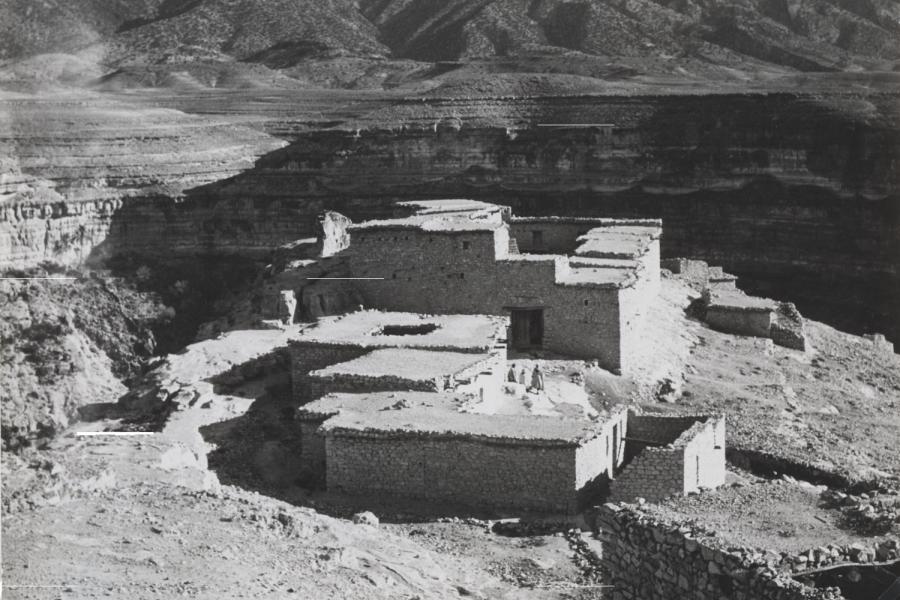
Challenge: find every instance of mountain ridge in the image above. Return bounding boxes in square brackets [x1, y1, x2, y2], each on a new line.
[2, 0, 898, 80]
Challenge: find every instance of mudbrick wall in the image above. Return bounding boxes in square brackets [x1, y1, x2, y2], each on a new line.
[609, 414, 726, 503]
[323, 430, 599, 513]
[594, 503, 843, 600]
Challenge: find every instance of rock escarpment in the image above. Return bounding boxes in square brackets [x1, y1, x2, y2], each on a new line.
[0, 94, 285, 269]
[3, 91, 898, 342]
[203, 93, 899, 341]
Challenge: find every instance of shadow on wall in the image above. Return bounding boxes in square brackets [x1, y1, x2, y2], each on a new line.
[794, 559, 900, 600]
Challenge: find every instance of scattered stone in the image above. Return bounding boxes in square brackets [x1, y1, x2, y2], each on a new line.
[352, 511, 379, 526]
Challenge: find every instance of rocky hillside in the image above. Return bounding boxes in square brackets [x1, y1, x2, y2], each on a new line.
[2, 0, 899, 80]
[0, 268, 165, 450]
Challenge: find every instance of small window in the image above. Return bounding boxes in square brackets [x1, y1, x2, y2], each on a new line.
[392, 273, 397, 279]
[584, 299, 590, 306]
[532, 230, 543, 247]
[462, 241, 471, 250]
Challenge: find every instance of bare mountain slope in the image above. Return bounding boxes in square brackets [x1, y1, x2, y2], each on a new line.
[2, 0, 898, 74]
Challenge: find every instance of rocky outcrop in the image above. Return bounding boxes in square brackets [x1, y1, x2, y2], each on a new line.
[0, 272, 167, 450]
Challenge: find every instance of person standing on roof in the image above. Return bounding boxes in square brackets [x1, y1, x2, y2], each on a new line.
[507, 363, 517, 383]
[518, 366, 527, 386]
[531, 364, 544, 392]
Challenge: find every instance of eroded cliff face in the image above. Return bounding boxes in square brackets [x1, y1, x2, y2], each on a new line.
[0, 94, 286, 269]
[3, 92, 898, 341]
[193, 93, 897, 341]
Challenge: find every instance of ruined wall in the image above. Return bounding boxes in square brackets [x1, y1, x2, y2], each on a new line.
[608, 445, 684, 503]
[324, 431, 600, 512]
[626, 413, 704, 445]
[682, 417, 727, 493]
[609, 414, 725, 503]
[595, 504, 839, 600]
[346, 226, 628, 370]
[705, 305, 773, 337]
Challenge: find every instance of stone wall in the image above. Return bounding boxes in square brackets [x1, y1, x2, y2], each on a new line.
[324, 431, 590, 512]
[595, 503, 841, 600]
[289, 343, 368, 403]
[617, 241, 660, 373]
[346, 225, 630, 371]
[299, 420, 327, 471]
[307, 373, 441, 399]
[608, 445, 685, 503]
[509, 218, 609, 253]
[705, 305, 774, 338]
[609, 414, 726, 503]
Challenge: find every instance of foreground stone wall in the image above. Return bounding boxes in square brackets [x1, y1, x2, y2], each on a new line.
[324, 431, 601, 513]
[595, 503, 841, 600]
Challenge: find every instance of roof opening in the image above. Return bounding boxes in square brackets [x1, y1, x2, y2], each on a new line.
[378, 324, 440, 336]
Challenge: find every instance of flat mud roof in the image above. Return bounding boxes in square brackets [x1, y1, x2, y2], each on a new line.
[321, 406, 606, 445]
[309, 348, 492, 381]
[291, 310, 506, 352]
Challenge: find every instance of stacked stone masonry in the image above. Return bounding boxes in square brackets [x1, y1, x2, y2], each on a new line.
[609, 413, 726, 503]
[595, 503, 842, 600]
[343, 201, 662, 374]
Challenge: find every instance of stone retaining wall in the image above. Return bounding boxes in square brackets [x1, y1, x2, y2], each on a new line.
[595, 503, 842, 600]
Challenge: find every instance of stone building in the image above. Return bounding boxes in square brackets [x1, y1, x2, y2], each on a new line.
[287, 309, 725, 512]
[608, 412, 726, 503]
[342, 200, 661, 374]
[300, 391, 630, 513]
[277, 200, 725, 512]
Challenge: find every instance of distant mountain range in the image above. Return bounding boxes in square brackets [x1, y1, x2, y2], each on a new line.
[2, 0, 898, 82]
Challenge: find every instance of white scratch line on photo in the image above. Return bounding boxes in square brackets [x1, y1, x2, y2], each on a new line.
[305, 277, 386, 280]
[75, 431, 155, 436]
[0, 277, 79, 280]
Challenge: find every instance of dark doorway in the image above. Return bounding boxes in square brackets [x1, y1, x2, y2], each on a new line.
[510, 308, 544, 349]
[612, 424, 620, 469]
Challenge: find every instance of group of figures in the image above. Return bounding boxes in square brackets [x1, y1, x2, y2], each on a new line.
[507, 363, 544, 392]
